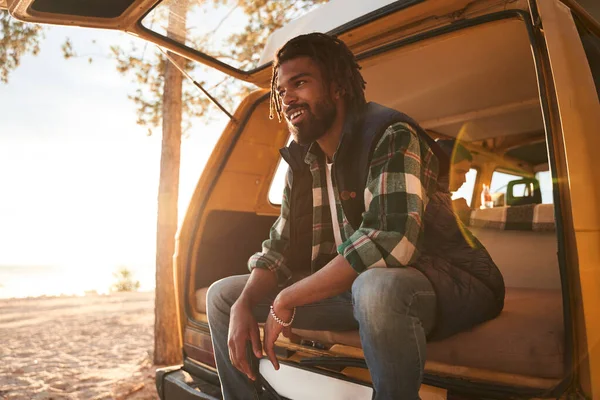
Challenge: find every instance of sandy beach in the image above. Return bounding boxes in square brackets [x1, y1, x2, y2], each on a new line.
[0, 291, 159, 400]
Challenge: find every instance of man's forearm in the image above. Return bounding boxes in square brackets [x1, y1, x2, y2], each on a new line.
[274, 255, 358, 310]
[237, 268, 279, 307]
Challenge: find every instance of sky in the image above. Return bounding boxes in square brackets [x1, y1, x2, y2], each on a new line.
[0, 24, 227, 296]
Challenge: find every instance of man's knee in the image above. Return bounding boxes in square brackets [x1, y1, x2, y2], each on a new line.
[205, 275, 248, 321]
[351, 268, 435, 328]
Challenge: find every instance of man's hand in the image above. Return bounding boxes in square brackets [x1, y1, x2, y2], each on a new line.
[228, 300, 263, 381]
[263, 299, 294, 371]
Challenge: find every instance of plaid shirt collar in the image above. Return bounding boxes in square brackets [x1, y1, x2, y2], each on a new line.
[304, 107, 364, 166]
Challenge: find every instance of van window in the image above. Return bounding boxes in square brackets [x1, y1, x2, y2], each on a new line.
[573, 11, 600, 100]
[490, 171, 523, 207]
[451, 168, 478, 207]
[269, 157, 289, 205]
[142, 0, 331, 71]
[535, 170, 554, 204]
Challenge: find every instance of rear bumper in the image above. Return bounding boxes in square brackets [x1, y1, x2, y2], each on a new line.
[155, 364, 221, 400]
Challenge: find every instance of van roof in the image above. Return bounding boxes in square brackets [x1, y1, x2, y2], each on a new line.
[258, 0, 401, 65]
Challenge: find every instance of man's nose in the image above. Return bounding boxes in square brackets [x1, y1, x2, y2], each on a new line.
[281, 90, 298, 108]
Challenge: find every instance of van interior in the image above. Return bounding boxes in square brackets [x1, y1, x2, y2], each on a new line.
[185, 12, 566, 397]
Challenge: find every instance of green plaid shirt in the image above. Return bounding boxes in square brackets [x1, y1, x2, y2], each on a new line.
[248, 122, 439, 282]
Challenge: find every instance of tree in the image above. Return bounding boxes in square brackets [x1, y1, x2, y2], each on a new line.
[111, 266, 141, 292]
[152, 0, 189, 367]
[0, 10, 44, 83]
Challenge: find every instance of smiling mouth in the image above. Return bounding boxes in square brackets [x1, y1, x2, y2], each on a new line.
[288, 109, 306, 124]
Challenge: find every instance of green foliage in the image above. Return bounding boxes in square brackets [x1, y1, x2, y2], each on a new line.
[110, 0, 327, 133]
[0, 10, 44, 84]
[110, 41, 212, 134]
[111, 266, 141, 292]
[223, 0, 328, 69]
[61, 37, 76, 59]
[7, 0, 328, 130]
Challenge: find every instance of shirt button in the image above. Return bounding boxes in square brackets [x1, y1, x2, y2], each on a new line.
[340, 191, 356, 200]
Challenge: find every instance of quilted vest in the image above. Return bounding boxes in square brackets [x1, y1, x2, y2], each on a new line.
[280, 102, 504, 340]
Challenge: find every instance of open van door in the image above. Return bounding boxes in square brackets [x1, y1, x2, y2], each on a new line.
[1, 0, 489, 88]
[534, 0, 600, 397]
[0, 0, 425, 86]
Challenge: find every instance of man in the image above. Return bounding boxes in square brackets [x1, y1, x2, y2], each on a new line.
[206, 33, 504, 400]
[436, 139, 474, 223]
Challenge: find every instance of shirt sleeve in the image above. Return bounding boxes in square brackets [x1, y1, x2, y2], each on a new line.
[248, 166, 293, 285]
[337, 122, 439, 273]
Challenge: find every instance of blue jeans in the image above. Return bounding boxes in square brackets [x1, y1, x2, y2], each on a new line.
[206, 267, 436, 400]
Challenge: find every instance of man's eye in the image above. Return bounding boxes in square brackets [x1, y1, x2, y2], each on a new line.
[278, 90, 286, 97]
[296, 80, 305, 87]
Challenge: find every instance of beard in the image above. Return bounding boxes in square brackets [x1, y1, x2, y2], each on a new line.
[286, 97, 337, 146]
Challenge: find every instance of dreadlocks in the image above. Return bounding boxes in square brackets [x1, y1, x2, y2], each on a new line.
[269, 33, 367, 121]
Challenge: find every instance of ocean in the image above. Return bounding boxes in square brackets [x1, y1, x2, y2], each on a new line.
[0, 264, 154, 299]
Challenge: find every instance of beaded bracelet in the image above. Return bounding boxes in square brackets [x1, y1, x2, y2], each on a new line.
[269, 305, 296, 327]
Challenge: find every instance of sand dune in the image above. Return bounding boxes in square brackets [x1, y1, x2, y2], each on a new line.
[0, 292, 159, 399]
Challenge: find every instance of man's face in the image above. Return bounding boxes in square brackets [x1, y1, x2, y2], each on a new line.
[449, 159, 471, 192]
[276, 56, 337, 145]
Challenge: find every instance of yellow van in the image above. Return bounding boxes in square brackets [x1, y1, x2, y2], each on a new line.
[4, 0, 599, 398]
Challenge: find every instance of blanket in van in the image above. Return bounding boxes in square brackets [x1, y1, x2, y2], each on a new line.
[469, 204, 555, 231]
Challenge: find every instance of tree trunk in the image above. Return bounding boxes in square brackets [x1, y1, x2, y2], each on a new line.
[154, 50, 184, 366]
[154, 1, 188, 366]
